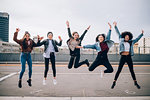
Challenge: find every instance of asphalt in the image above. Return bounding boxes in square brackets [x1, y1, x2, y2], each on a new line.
[0, 63, 150, 99]
[1, 61, 150, 65]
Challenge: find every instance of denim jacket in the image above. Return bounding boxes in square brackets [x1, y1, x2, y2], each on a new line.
[83, 30, 114, 52]
[114, 26, 143, 56]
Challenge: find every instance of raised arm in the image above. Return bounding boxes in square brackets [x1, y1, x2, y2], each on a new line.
[55, 36, 62, 46]
[113, 22, 121, 39]
[32, 41, 39, 47]
[132, 30, 144, 44]
[13, 28, 22, 44]
[36, 36, 46, 46]
[79, 25, 91, 41]
[66, 21, 72, 38]
[106, 23, 112, 40]
[32, 35, 44, 47]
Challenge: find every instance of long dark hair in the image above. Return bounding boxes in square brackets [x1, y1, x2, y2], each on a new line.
[22, 31, 30, 49]
[95, 34, 106, 42]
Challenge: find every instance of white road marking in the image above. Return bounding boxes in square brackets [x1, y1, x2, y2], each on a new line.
[30, 89, 43, 94]
[125, 90, 136, 94]
[0, 72, 17, 82]
[0, 71, 20, 82]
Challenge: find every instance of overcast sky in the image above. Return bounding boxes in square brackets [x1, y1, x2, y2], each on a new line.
[0, 0, 150, 46]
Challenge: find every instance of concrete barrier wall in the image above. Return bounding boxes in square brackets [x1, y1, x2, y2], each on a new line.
[0, 53, 150, 62]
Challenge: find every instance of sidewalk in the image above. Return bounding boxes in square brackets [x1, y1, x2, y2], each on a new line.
[0, 97, 150, 100]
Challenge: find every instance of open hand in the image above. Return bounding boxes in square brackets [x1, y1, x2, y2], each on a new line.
[16, 28, 20, 32]
[66, 21, 69, 28]
[37, 35, 44, 40]
[87, 25, 91, 30]
[108, 22, 111, 29]
[141, 30, 144, 34]
[58, 36, 62, 41]
[113, 21, 117, 26]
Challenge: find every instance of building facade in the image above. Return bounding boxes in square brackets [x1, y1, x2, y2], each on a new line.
[0, 12, 9, 42]
[138, 37, 150, 54]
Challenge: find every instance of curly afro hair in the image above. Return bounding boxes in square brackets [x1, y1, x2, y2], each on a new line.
[96, 34, 106, 42]
[121, 31, 133, 40]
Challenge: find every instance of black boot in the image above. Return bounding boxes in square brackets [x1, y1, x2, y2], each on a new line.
[134, 81, 141, 89]
[18, 80, 22, 88]
[85, 59, 90, 67]
[27, 79, 32, 87]
[111, 81, 116, 89]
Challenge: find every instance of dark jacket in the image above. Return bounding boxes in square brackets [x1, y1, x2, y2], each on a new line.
[13, 32, 38, 53]
[66, 28, 88, 56]
[37, 39, 62, 52]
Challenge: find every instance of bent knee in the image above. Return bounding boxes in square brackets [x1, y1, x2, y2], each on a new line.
[74, 64, 79, 68]
[110, 68, 114, 73]
[89, 68, 93, 71]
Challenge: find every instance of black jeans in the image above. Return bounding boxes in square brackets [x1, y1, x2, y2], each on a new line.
[68, 54, 87, 69]
[114, 55, 136, 81]
[89, 53, 113, 73]
[44, 52, 56, 78]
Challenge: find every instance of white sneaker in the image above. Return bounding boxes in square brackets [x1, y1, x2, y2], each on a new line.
[100, 70, 104, 78]
[53, 79, 57, 85]
[43, 79, 46, 85]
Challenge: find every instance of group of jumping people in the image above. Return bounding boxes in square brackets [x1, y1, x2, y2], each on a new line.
[13, 21, 144, 89]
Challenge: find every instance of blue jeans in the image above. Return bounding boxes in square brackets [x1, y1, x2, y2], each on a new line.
[19, 52, 32, 79]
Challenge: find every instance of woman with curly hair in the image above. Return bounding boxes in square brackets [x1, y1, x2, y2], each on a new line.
[111, 22, 144, 89]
